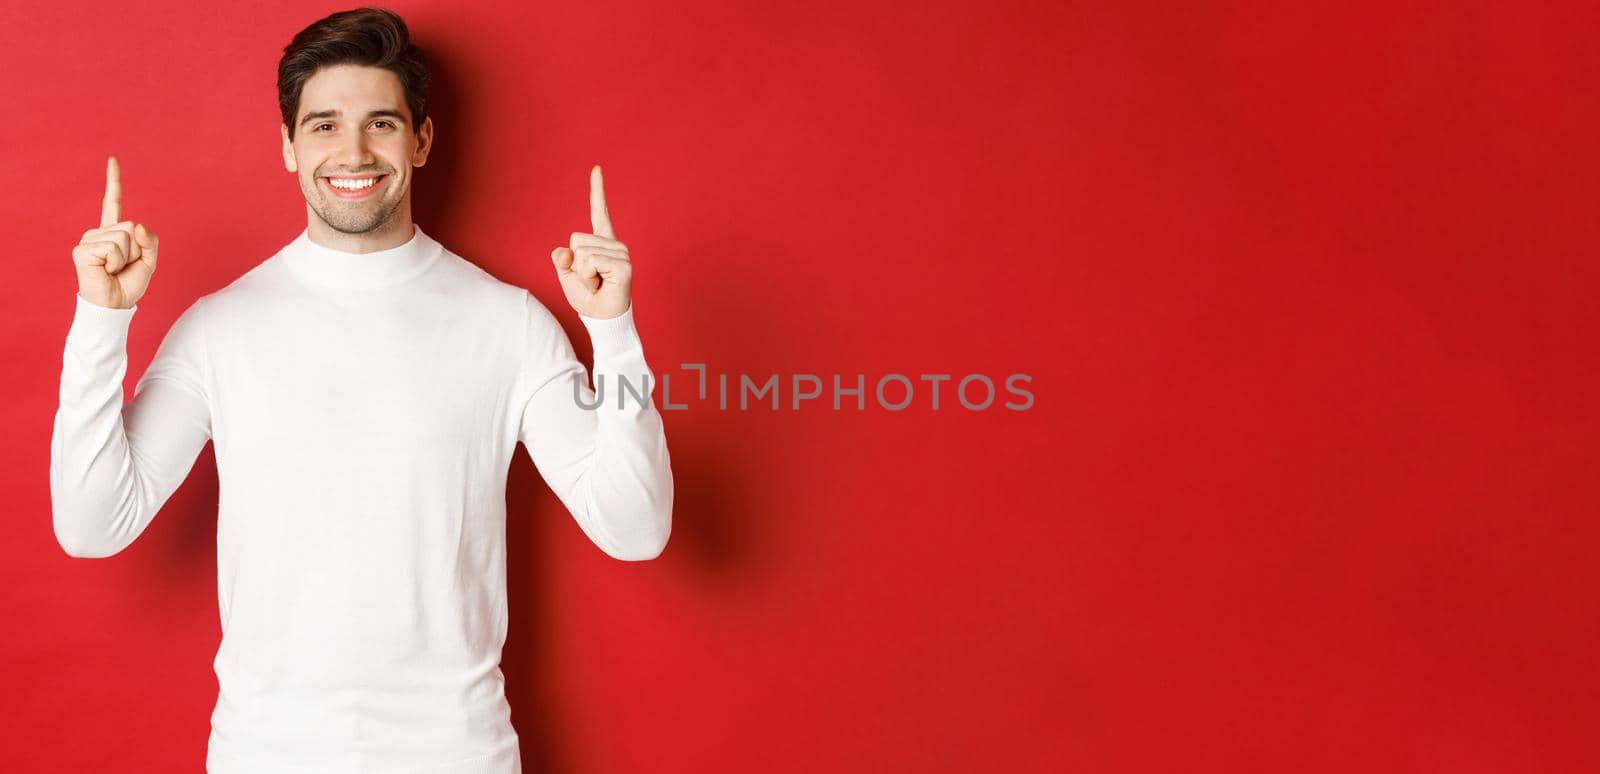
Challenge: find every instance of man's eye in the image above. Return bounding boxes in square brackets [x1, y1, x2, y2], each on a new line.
[314, 123, 332, 132]
[373, 120, 394, 129]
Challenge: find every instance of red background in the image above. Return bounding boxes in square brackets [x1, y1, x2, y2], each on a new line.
[4, 1, 1597, 771]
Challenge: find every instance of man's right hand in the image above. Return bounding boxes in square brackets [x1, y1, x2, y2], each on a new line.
[72, 155, 158, 310]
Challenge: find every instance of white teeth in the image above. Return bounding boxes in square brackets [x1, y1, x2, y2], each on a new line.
[329, 177, 378, 190]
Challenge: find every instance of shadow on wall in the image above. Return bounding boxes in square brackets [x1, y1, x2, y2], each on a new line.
[408, 52, 468, 237]
[138, 447, 219, 596]
[376, 43, 782, 770]
[502, 227, 786, 769]
[415, 19, 770, 590]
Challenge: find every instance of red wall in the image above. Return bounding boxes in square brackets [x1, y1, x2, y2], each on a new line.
[5, 1, 1597, 771]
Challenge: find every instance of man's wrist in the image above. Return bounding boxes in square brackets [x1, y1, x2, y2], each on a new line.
[579, 303, 642, 361]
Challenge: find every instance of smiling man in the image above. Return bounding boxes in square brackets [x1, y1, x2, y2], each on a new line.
[49, 7, 672, 773]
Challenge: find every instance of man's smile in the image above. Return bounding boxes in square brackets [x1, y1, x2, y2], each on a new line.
[320, 173, 388, 200]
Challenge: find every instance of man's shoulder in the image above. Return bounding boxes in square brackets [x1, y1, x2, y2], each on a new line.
[179, 252, 281, 317]
[431, 244, 525, 290]
[429, 249, 581, 344]
[428, 245, 545, 314]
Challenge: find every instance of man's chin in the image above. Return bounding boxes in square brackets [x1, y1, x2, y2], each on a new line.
[317, 212, 386, 235]
[311, 200, 396, 235]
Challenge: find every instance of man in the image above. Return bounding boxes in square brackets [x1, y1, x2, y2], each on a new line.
[49, 7, 672, 773]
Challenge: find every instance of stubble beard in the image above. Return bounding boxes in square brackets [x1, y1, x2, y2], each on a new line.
[304, 175, 403, 235]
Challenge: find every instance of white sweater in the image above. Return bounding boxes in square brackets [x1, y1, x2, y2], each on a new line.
[49, 224, 673, 773]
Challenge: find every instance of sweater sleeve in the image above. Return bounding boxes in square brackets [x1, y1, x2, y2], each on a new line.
[49, 292, 214, 558]
[516, 293, 673, 561]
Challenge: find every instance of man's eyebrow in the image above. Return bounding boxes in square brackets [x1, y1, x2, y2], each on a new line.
[298, 109, 408, 127]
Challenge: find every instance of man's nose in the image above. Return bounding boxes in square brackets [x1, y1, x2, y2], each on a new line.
[336, 133, 376, 167]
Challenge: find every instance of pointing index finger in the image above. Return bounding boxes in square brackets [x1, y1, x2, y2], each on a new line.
[589, 164, 615, 239]
[101, 155, 121, 228]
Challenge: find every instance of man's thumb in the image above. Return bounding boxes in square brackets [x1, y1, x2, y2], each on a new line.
[551, 246, 573, 271]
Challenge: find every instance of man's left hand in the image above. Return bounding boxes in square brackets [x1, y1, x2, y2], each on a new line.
[552, 165, 632, 319]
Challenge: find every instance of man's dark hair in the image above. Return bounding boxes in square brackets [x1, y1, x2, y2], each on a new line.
[278, 6, 430, 141]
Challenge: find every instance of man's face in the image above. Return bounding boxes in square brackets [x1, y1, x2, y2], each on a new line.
[281, 64, 432, 234]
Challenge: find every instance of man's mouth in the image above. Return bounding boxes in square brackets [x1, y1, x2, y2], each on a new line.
[320, 174, 388, 200]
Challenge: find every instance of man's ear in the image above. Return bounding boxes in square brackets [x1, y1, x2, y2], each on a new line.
[281, 124, 298, 173]
[412, 116, 434, 168]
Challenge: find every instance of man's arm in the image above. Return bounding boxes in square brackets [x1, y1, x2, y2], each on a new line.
[517, 294, 673, 561]
[50, 293, 212, 558]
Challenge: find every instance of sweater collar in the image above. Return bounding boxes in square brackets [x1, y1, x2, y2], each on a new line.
[281, 223, 442, 290]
